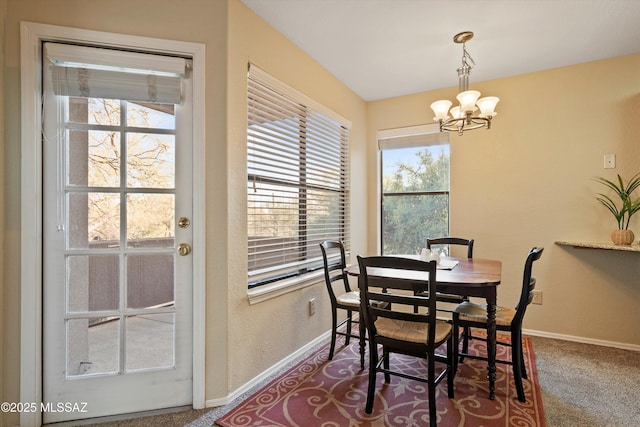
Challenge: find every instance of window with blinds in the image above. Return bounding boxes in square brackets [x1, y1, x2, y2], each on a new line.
[247, 64, 350, 288]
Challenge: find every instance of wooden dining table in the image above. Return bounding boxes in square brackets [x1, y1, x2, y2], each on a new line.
[345, 255, 502, 399]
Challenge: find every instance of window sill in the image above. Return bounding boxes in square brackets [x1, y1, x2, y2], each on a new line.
[247, 270, 324, 305]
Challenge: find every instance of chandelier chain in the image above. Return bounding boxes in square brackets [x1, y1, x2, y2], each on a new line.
[461, 43, 475, 70]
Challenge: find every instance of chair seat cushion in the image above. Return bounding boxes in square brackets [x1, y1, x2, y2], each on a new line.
[455, 301, 515, 327]
[336, 291, 360, 307]
[374, 317, 452, 344]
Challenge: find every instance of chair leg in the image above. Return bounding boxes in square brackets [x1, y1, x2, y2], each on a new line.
[365, 339, 378, 414]
[328, 308, 338, 360]
[452, 314, 459, 374]
[511, 329, 526, 402]
[459, 325, 470, 362]
[519, 334, 528, 380]
[383, 347, 391, 383]
[447, 336, 455, 398]
[428, 351, 437, 427]
[521, 354, 528, 380]
[345, 310, 352, 345]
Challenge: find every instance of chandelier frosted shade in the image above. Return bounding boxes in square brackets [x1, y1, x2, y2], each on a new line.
[476, 96, 499, 117]
[430, 31, 499, 135]
[456, 90, 480, 113]
[430, 100, 452, 121]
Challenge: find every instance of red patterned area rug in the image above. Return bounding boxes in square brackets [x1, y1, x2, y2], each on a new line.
[215, 334, 546, 427]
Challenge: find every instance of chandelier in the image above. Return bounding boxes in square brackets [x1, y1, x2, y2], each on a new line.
[430, 31, 499, 135]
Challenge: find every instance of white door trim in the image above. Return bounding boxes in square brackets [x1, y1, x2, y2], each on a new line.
[20, 21, 206, 427]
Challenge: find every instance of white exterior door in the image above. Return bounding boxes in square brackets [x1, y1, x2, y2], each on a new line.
[41, 42, 194, 423]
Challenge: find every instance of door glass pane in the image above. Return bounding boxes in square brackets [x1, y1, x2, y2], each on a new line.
[69, 97, 121, 126]
[68, 130, 121, 188]
[67, 317, 120, 377]
[126, 193, 174, 247]
[127, 133, 175, 188]
[68, 192, 121, 248]
[126, 313, 175, 371]
[68, 255, 119, 312]
[127, 102, 175, 129]
[127, 254, 174, 309]
[85, 98, 120, 126]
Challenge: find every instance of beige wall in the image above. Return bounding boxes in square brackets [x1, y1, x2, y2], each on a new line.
[367, 54, 640, 347]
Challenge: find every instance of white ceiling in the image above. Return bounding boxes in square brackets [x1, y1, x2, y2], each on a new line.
[241, 0, 640, 101]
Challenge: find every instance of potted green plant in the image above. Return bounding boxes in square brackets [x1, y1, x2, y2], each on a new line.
[594, 172, 640, 245]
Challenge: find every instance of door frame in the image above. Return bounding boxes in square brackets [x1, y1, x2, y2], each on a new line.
[20, 21, 206, 427]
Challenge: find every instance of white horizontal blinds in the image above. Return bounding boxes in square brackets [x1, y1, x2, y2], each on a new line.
[247, 64, 350, 286]
[378, 124, 448, 150]
[45, 42, 189, 104]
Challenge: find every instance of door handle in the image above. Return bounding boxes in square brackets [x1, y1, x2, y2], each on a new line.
[177, 243, 192, 256]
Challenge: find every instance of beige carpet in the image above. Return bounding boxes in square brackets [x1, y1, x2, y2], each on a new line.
[530, 335, 640, 426]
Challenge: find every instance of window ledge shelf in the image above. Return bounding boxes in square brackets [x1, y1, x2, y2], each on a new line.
[247, 270, 324, 305]
[555, 240, 640, 252]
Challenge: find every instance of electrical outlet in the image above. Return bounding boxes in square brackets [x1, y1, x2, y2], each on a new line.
[532, 290, 542, 305]
[309, 298, 316, 315]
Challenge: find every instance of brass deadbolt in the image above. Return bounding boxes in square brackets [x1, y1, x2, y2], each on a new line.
[178, 217, 191, 228]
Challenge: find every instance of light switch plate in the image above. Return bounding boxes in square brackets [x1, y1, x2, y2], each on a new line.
[604, 154, 616, 169]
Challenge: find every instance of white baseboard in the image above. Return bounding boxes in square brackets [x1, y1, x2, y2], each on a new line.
[523, 328, 640, 352]
[205, 330, 332, 408]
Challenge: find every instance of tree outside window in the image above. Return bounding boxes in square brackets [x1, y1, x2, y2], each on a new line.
[381, 144, 450, 254]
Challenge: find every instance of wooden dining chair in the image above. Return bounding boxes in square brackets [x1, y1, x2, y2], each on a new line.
[453, 247, 544, 402]
[426, 237, 475, 305]
[357, 255, 455, 426]
[319, 241, 363, 363]
[427, 237, 474, 259]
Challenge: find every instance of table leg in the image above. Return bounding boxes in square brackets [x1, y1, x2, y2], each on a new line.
[486, 288, 497, 400]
